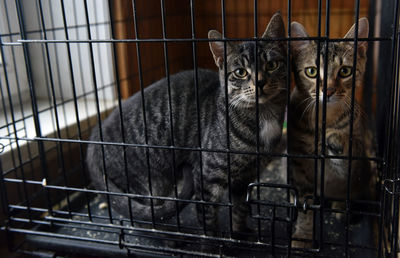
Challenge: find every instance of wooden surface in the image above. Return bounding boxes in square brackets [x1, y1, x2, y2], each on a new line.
[111, 0, 369, 99]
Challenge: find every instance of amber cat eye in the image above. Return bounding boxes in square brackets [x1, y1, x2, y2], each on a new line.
[266, 61, 279, 71]
[305, 67, 318, 78]
[339, 66, 353, 78]
[233, 68, 248, 78]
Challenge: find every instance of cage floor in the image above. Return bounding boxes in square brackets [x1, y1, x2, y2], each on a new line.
[24, 158, 378, 257]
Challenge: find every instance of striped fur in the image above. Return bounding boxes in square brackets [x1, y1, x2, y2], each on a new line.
[86, 12, 287, 236]
[288, 18, 377, 246]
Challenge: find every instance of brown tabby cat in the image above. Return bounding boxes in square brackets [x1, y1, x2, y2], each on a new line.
[288, 18, 376, 247]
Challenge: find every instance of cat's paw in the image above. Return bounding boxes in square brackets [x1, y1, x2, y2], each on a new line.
[291, 215, 313, 249]
[291, 238, 313, 249]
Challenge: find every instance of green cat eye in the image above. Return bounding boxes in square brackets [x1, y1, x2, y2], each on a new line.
[339, 66, 353, 78]
[233, 68, 248, 78]
[266, 61, 279, 71]
[305, 67, 318, 78]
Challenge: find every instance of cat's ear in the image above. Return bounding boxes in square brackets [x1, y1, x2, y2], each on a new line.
[344, 17, 369, 56]
[208, 30, 233, 68]
[262, 11, 285, 39]
[290, 22, 311, 56]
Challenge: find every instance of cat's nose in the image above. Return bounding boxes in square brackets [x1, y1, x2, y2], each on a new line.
[257, 79, 266, 89]
[256, 72, 266, 89]
[326, 87, 335, 98]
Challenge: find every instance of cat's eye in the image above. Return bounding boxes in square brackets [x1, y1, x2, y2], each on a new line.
[233, 68, 248, 78]
[339, 66, 353, 78]
[266, 61, 279, 71]
[305, 67, 318, 78]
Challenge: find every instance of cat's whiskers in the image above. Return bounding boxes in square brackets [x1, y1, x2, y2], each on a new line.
[300, 98, 316, 121]
[343, 96, 367, 120]
[229, 94, 252, 110]
[296, 96, 314, 109]
[228, 95, 243, 110]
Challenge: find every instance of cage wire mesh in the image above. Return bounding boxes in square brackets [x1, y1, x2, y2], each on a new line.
[0, 0, 399, 257]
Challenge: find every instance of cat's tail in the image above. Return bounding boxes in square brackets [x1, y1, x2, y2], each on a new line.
[106, 165, 194, 222]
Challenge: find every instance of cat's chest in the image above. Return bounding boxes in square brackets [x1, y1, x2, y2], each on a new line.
[259, 119, 282, 148]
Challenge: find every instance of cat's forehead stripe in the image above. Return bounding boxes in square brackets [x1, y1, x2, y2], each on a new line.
[233, 57, 247, 67]
[237, 42, 283, 63]
[314, 42, 353, 67]
[243, 54, 250, 66]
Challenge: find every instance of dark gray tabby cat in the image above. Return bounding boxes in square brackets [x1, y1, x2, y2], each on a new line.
[288, 18, 377, 247]
[86, 12, 287, 236]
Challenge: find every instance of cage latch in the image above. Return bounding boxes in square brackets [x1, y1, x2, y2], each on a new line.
[246, 182, 299, 223]
[301, 195, 322, 213]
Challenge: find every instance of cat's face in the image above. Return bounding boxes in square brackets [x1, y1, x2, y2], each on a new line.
[208, 12, 286, 107]
[291, 18, 368, 108]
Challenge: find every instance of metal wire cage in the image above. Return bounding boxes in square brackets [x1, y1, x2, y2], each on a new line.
[0, 0, 399, 257]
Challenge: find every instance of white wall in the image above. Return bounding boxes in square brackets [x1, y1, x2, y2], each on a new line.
[0, 0, 115, 106]
[0, 0, 30, 106]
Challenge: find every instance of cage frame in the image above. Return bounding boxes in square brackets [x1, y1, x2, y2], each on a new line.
[0, 0, 399, 257]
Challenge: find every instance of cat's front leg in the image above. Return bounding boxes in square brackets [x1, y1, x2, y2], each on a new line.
[292, 209, 313, 248]
[231, 183, 253, 238]
[194, 170, 226, 237]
